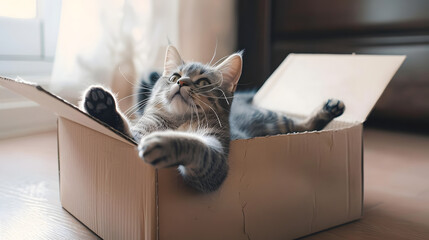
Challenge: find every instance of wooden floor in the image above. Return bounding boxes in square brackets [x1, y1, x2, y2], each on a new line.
[0, 128, 428, 239]
[302, 129, 429, 239]
[0, 131, 99, 239]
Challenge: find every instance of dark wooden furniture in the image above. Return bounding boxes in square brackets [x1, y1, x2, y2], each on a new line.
[238, 0, 429, 132]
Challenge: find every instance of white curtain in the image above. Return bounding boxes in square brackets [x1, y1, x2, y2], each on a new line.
[51, 0, 237, 111]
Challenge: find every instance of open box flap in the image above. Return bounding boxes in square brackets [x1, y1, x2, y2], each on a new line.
[253, 54, 405, 123]
[0, 76, 135, 145]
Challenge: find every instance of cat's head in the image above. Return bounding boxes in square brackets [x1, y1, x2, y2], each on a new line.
[150, 45, 242, 117]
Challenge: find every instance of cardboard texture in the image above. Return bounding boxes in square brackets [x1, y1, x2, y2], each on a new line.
[157, 123, 362, 239]
[0, 54, 404, 239]
[58, 118, 156, 239]
[254, 54, 406, 123]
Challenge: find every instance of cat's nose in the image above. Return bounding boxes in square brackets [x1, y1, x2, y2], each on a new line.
[177, 78, 191, 87]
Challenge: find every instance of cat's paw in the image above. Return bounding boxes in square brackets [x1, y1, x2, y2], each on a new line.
[138, 133, 180, 169]
[323, 99, 345, 118]
[83, 86, 117, 119]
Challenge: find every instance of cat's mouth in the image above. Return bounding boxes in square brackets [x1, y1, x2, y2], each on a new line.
[170, 88, 192, 105]
[168, 87, 194, 114]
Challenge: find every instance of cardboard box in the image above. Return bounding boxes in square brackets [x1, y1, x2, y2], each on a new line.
[0, 54, 405, 239]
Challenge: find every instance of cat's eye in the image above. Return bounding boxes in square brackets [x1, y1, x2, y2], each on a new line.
[169, 73, 181, 83]
[195, 78, 210, 87]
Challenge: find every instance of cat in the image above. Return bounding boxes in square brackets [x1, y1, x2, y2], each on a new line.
[137, 75, 345, 140]
[81, 45, 345, 192]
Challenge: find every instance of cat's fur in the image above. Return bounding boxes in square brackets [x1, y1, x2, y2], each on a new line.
[82, 45, 345, 192]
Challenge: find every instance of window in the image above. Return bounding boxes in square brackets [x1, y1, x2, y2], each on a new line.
[0, 0, 62, 81]
[0, 0, 62, 138]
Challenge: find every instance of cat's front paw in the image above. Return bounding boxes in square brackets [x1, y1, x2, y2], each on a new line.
[83, 86, 117, 118]
[323, 99, 345, 118]
[82, 86, 130, 135]
[138, 133, 180, 169]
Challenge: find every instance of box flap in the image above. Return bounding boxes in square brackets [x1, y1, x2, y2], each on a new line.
[253, 54, 405, 122]
[0, 76, 135, 145]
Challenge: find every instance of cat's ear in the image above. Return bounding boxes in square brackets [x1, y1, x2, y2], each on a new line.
[163, 45, 184, 76]
[215, 52, 243, 93]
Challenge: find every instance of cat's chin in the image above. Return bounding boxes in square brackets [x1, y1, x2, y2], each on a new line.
[169, 94, 191, 114]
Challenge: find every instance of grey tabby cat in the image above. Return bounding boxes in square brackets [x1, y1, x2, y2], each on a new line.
[82, 45, 345, 192]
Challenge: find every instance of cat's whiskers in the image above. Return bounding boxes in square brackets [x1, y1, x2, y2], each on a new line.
[196, 82, 223, 94]
[123, 94, 156, 116]
[121, 87, 171, 117]
[194, 96, 222, 127]
[210, 73, 233, 105]
[118, 92, 147, 103]
[124, 90, 167, 117]
[203, 78, 223, 88]
[118, 66, 138, 87]
[188, 100, 195, 128]
[212, 55, 230, 68]
[195, 93, 234, 100]
[200, 74, 225, 91]
[190, 102, 201, 131]
[214, 87, 230, 105]
[190, 104, 196, 130]
[195, 86, 232, 106]
[208, 39, 218, 66]
[196, 102, 209, 129]
[124, 100, 150, 118]
[123, 93, 159, 115]
[123, 98, 148, 114]
[186, 102, 193, 130]
[185, 92, 200, 130]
